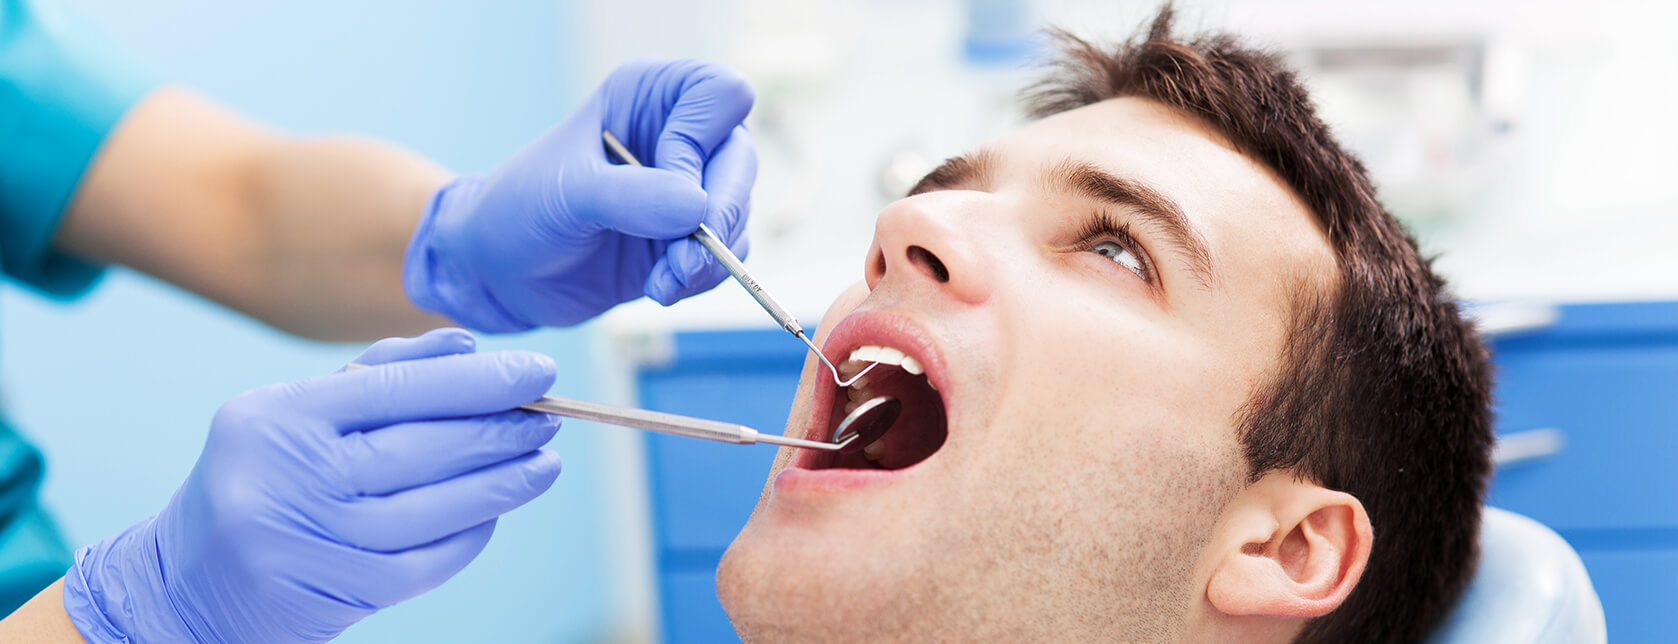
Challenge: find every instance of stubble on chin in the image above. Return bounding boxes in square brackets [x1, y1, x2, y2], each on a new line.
[717, 432, 1246, 643]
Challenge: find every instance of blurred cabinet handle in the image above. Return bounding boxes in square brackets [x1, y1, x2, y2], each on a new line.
[1471, 302, 1559, 338]
[1493, 428, 1565, 468]
[614, 330, 676, 370]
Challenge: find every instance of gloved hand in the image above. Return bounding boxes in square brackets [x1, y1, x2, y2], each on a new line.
[405, 58, 758, 332]
[63, 328, 562, 643]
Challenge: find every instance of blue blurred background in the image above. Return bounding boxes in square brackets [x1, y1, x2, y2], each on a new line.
[4, 1, 1676, 642]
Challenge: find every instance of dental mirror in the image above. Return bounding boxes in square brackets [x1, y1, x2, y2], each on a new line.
[832, 396, 901, 454]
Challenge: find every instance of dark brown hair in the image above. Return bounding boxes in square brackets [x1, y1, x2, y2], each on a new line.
[1025, 7, 1495, 643]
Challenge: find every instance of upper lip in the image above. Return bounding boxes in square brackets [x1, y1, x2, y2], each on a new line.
[795, 308, 953, 469]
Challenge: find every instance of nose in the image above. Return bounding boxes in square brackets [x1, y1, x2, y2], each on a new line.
[864, 192, 995, 304]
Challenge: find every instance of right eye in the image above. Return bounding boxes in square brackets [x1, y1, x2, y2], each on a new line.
[1073, 211, 1155, 286]
[1089, 239, 1145, 279]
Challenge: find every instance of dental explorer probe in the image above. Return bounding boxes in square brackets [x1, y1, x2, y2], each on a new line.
[345, 363, 859, 452]
[602, 129, 878, 388]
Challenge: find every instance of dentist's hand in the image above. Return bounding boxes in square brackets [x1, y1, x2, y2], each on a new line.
[404, 58, 757, 332]
[63, 328, 561, 643]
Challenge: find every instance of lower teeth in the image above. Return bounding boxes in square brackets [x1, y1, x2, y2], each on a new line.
[863, 439, 885, 461]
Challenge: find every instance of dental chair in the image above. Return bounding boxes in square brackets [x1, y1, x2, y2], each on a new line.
[1427, 507, 1607, 643]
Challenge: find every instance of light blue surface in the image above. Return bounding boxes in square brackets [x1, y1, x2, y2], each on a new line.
[1428, 508, 1606, 644]
[0, 1, 620, 641]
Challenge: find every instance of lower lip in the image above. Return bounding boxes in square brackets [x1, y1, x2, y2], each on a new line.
[773, 465, 905, 496]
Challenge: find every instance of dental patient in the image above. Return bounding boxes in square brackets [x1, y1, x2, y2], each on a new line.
[716, 8, 1494, 644]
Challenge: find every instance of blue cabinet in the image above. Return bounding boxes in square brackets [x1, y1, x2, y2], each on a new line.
[1485, 301, 1678, 641]
[635, 330, 808, 644]
[635, 302, 1678, 641]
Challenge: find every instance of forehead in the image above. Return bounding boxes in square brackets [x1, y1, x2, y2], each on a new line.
[1000, 97, 1326, 240]
[1023, 97, 1328, 270]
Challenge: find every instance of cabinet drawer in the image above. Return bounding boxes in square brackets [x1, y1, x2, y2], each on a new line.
[1489, 342, 1678, 531]
[639, 331, 805, 553]
[1486, 302, 1678, 532]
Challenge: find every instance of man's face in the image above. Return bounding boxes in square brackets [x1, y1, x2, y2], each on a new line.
[717, 97, 1335, 641]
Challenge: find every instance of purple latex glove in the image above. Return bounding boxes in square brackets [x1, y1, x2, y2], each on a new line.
[405, 58, 757, 332]
[64, 328, 562, 643]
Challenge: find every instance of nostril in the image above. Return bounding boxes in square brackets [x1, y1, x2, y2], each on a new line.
[906, 246, 950, 283]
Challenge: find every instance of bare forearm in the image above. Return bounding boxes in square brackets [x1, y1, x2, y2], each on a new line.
[0, 579, 86, 643]
[243, 134, 454, 339]
[58, 87, 453, 341]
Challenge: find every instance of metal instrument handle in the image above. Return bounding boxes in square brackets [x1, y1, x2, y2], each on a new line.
[691, 223, 803, 336]
[522, 393, 756, 444]
[343, 363, 846, 451]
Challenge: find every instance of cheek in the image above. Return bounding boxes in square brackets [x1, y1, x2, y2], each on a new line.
[1005, 300, 1236, 433]
[931, 397, 1244, 618]
[965, 285, 1249, 522]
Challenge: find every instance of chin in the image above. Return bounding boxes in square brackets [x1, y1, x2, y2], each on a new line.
[718, 523, 946, 643]
[717, 537, 852, 643]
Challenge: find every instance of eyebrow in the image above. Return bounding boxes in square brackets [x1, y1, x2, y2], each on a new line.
[908, 150, 1218, 290]
[908, 150, 997, 196]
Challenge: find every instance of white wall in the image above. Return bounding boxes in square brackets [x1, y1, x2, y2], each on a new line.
[588, 0, 1678, 338]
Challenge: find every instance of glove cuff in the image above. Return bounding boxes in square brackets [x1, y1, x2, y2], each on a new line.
[402, 176, 535, 333]
[63, 516, 201, 644]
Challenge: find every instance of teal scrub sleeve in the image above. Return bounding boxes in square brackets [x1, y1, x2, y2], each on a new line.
[0, 419, 70, 614]
[0, 0, 154, 298]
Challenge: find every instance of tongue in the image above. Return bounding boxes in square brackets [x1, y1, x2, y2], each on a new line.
[868, 392, 947, 469]
[850, 367, 946, 470]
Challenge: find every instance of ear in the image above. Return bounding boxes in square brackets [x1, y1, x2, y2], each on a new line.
[1205, 471, 1372, 619]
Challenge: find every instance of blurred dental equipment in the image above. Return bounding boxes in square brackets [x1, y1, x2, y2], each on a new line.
[345, 362, 862, 451]
[602, 129, 879, 388]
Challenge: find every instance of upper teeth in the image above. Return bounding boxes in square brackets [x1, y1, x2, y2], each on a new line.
[840, 344, 925, 462]
[846, 345, 923, 375]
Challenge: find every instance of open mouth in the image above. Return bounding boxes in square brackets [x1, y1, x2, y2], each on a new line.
[806, 343, 949, 471]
